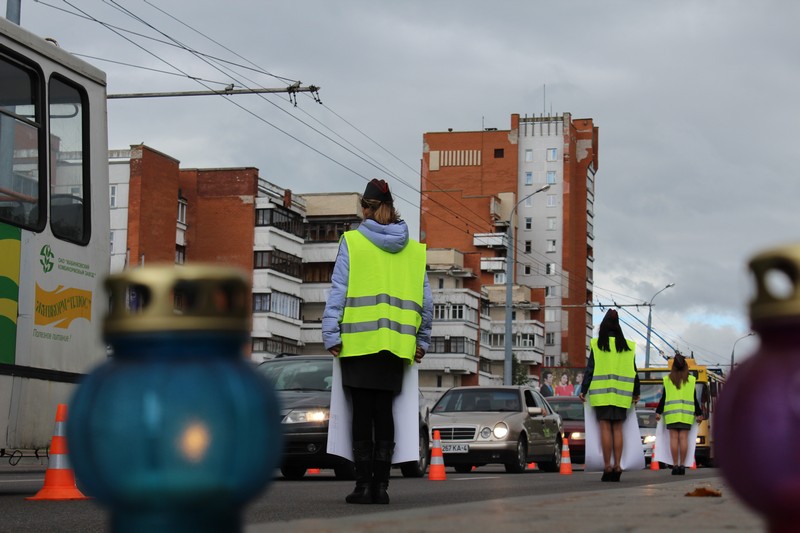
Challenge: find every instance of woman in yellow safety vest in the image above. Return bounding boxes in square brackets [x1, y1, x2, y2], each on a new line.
[322, 178, 432, 505]
[579, 309, 640, 481]
[655, 353, 704, 475]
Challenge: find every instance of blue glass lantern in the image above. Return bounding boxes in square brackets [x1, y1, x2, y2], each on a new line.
[67, 265, 282, 533]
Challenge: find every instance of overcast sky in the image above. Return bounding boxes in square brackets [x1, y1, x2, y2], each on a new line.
[11, 0, 800, 368]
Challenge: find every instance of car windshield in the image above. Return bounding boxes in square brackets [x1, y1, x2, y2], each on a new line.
[257, 359, 333, 391]
[549, 400, 584, 421]
[637, 411, 657, 428]
[433, 389, 521, 413]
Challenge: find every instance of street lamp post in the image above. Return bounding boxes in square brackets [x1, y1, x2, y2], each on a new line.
[504, 184, 550, 385]
[730, 332, 755, 372]
[644, 283, 675, 368]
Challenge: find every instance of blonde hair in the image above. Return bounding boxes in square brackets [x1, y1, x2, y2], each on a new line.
[362, 198, 401, 225]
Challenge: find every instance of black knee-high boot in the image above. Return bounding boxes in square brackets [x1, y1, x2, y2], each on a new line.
[372, 441, 394, 504]
[346, 441, 373, 504]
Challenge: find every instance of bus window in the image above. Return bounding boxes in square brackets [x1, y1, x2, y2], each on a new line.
[0, 51, 44, 230]
[49, 75, 89, 244]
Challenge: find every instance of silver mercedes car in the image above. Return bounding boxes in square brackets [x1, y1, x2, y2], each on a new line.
[429, 386, 564, 473]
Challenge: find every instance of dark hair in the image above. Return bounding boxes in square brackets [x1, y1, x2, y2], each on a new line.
[597, 309, 629, 353]
[361, 198, 401, 225]
[669, 353, 690, 388]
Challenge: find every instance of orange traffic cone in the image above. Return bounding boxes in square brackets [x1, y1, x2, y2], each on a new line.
[27, 404, 89, 500]
[650, 443, 660, 471]
[428, 430, 446, 481]
[559, 437, 572, 475]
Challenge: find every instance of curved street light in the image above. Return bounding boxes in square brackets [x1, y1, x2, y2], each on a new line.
[644, 283, 675, 367]
[730, 332, 755, 373]
[504, 184, 550, 385]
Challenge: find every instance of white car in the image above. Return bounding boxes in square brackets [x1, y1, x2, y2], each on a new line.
[637, 409, 658, 464]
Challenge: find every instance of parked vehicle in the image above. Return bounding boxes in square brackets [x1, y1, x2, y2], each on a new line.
[256, 355, 429, 479]
[546, 396, 586, 463]
[637, 409, 658, 464]
[429, 386, 563, 473]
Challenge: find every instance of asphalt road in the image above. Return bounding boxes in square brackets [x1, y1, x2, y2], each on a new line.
[0, 464, 721, 532]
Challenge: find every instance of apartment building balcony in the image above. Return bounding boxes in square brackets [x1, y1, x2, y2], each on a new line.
[480, 256, 507, 273]
[417, 353, 479, 375]
[473, 232, 508, 249]
[300, 282, 330, 305]
[300, 322, 323, 352]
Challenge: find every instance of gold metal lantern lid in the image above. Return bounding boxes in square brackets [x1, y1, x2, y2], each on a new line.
[748, 244, 800, 322]
[104, 264, 250, 335]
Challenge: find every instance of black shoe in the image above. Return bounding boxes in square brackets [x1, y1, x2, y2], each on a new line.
[672, 466, 680, 476]
[346, 484, 373, 504]
[601, 470, 612, 482]
[679, 466, 686, 475]
[611, 469, 622, 482]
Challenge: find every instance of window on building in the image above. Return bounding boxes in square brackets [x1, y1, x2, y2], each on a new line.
[546, 239, 556, 253]
[302, 262, 334, 283]
[110, 185, 117, 208]
[480, 299, 491, 318]
[175, 245, 185, 264]
[524, 240, 532, 253]
[546, 194, 556, 207]
[546, 263, 557, 275]
[544, 355, 556, 365]
[524, 265, 531, 275]
[545, 332, 556, 346]
[525, 172, 533, 185]
[438, 278, 444, 289]
[545, 285, 556, 297]
[451, 304, 464, 320]
[524, 217, 532, 230]
[547, 217, 557, 230]
[253, 293, 270, 312]
[270, 291, 303, 320]
[519, 333, 535, 348]
[494, 148, 504, 158]
[524, 196, 532, 207]
[546, 171, 556, 184]
[255, 206, 304, 238]
[252, 335, 298, 355]
[109, 231, 114, 253]
[254, 249, 302, 278]
[429, 337, 446, 353]
[494, 272, 506, 284]
[177, 199, 187, 224]
[545, 309, 556, 322]
[525, 149, 533, 162]
[433, 304, 447, 320]
[305, 220, 358, 242]
[546, 148, 557, 161]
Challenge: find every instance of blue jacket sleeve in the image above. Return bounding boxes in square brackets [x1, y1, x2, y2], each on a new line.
[416, 273, 433, 351]
[322, 239, 349, 350]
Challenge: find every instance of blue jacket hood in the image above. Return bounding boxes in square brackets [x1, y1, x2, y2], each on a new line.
[357, 219, 409, 253]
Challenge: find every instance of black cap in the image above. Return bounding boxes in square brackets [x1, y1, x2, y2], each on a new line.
[363, 179, 393, 203]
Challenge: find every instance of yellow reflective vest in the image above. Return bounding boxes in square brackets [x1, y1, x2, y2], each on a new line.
[588, 338, 637, 409]
[662, 375, 697, 425]
[339, 230, 426, 362]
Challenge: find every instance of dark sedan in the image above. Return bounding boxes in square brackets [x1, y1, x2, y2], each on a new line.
[546, 396, 585, 464]
[257, 355, 428, 479]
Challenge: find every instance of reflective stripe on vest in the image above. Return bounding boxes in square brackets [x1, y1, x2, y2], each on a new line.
[662, 375, 696, 425]
[339, 230, 426, 361]
[588, 338, 637, 409]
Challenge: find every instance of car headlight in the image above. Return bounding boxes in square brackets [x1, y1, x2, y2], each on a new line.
[283, 408, 329, 424]
[643, 435, 656, 444]
[492, 422, 509, 439]
[569, 432, 585, 441]
[480, 427, 492, 439]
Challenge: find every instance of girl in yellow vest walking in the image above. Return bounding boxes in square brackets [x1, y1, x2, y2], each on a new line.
[579, 309, 641, 481]
[323, 179, 432, 505]
[654, 353, 703, 475]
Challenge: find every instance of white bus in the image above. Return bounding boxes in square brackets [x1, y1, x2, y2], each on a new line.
[1, 16, 109, 454]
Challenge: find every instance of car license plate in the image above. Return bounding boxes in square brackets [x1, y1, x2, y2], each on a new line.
[442, 443, 469, 453]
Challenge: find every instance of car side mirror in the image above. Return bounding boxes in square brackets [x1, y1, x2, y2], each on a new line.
[527, 406, 543, 416]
